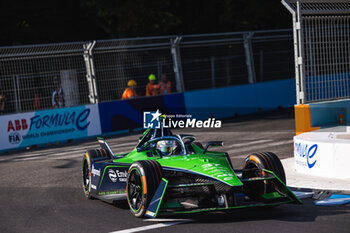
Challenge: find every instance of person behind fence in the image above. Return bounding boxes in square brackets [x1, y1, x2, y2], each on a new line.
[146, 74, 159, 96]
[122, 79, 138, 99]
[52, 78, 65, 108]
[157, 74, 171, 94]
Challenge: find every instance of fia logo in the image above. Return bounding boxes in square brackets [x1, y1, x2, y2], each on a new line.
[9, 132, 21, 144]
[143, 109, 162, 129]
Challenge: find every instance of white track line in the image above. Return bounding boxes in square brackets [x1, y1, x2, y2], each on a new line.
[109, 220, 193, 233]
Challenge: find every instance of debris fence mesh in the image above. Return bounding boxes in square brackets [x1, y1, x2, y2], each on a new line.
[0, 30, 294, 114]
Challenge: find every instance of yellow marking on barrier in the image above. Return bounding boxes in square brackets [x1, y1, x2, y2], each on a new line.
[294, 104, 320, 135]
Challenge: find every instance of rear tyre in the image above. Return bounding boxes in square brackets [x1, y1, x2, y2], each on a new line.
[242, 152, 286, 201]
[82, 149, 108, 199]
[126, 160, 162, 217]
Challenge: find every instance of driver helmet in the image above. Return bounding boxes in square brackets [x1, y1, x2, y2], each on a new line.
[156, 140, 177, 155]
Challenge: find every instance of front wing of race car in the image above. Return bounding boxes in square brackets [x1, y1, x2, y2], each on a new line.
[144, 168, 301, 218]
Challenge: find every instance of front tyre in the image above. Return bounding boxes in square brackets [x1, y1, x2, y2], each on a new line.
[126, 160, 162, 217]
[242, 152, 286, 201]
[82, 149, 108, 199]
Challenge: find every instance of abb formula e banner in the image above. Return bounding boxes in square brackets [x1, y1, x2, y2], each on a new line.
[0, 104, 101, 152]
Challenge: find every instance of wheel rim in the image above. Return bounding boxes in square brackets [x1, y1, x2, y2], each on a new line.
[127, 168, 143, 213]
[83, 159, 90, 193]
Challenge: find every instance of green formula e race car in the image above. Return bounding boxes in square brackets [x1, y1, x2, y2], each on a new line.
[82, 126, 301, 218]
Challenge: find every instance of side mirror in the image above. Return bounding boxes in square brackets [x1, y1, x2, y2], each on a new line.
[203, 141, 223, 154]
[137, 147, 149, 152]
[178, 134, 196, 144]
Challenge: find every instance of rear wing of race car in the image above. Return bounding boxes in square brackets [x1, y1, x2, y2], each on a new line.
[97, 137, 114, 159]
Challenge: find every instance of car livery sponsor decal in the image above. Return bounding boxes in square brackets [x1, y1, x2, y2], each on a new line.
[91, 165, 101, 177]
[108, 169, 118, 182]
[98, 190, 126, 195]
[108, 168, 127, 182]
[200, 163, 235, 181]
[116, 170, 128, 182]
[294, 142, 318, 168]
[91, 184, 97, 190]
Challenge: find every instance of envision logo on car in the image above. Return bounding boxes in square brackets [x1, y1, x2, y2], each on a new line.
[108, 169, 118, 182]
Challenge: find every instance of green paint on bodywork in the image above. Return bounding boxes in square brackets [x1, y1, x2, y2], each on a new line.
[262, 192, 283, 199]
[191, 143, 205, 154]
[114, 149, 242, 187]
[160, 202, 183, 209]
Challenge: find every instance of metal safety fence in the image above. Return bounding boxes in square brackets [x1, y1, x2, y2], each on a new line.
[282, 0, 350, 104]
[0, 42, 90, 114]
[0, 29, 294, 115]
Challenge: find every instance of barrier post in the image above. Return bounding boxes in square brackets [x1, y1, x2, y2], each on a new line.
[83, 41, 99, 104]
[243, 32, 256, 84]
[211, 56, 216, 88]
[171, 37, 185, 92]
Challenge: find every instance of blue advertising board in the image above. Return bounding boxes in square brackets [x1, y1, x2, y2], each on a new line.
[184, 79, 296, 120]
[0, 104, 101, 151]
[98, 93, 186, 134]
